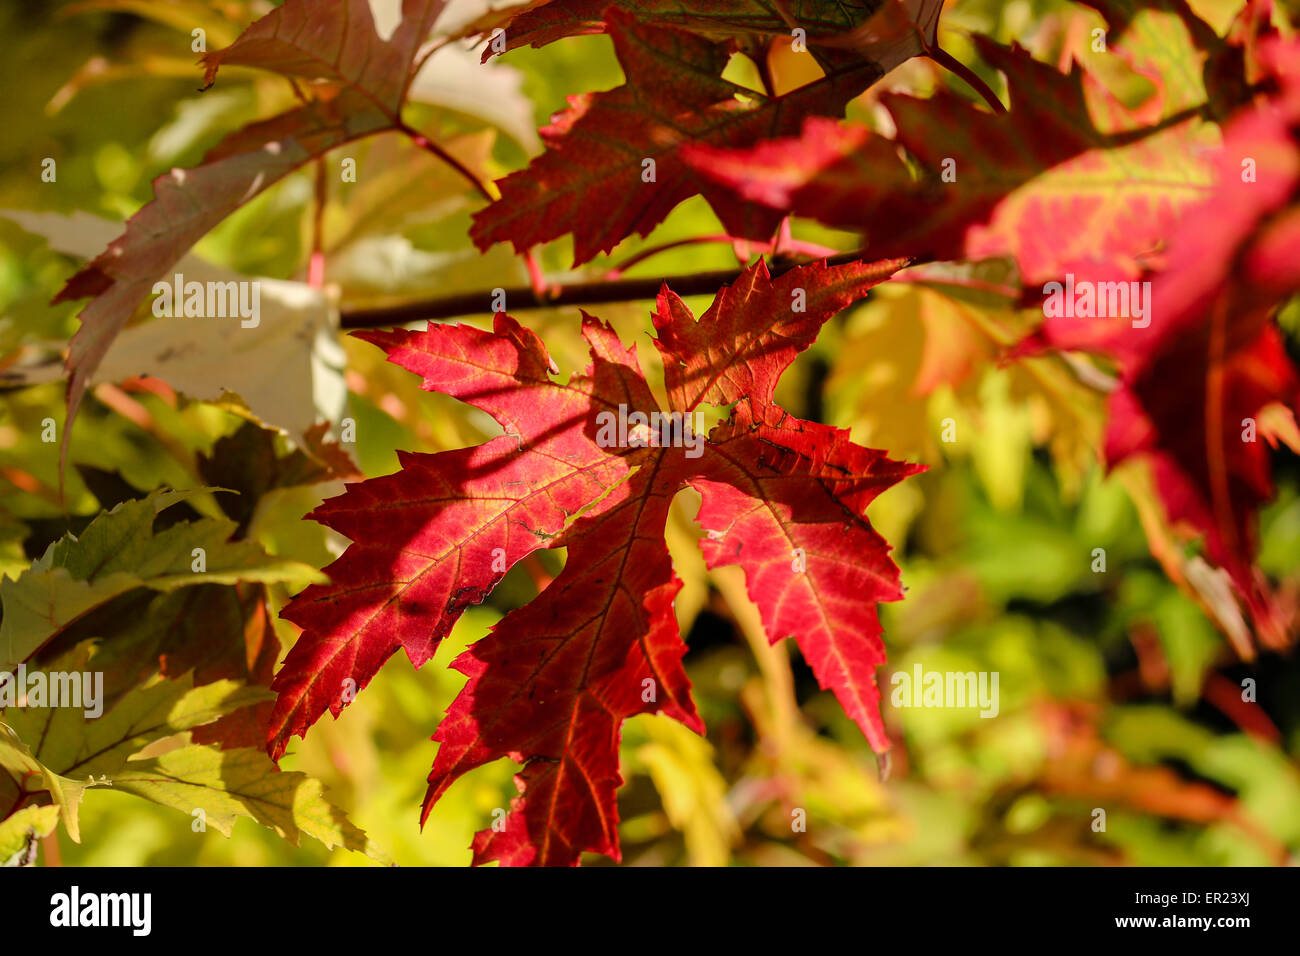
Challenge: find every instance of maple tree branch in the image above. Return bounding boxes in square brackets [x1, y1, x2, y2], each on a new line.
[339, 250, 907, 328]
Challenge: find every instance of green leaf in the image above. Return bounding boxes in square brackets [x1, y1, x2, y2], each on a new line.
[0, 656, 379, 858]
[0, 804, 59, 866]
[3, 665, 270, 781]
[0, 722, 93, 842]
[112, 745, 390, 863]
[0, 490, 324, 669]
[1, 643, 266, 844]
[1077, 0, 1219, 117]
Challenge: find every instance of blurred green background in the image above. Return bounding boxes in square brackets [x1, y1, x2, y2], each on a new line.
[2, 0, 1299, 866]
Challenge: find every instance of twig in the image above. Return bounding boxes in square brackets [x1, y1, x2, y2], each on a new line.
[339, 251, 911, 329]
[308, 158, 327, 288]
[396, 121, 498, 202]
[605, 233, 838, 279]
[929, 47, 1007, 114]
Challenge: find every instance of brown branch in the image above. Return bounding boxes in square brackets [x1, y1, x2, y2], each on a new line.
[339, 251, 912, 329]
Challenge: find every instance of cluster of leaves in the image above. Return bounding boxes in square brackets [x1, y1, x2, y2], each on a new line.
[0, 440, 379, 865]
[2, 0, 1300, 866]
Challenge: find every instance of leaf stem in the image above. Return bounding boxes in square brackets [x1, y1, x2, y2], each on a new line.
[396, 121, 498, 202]
[605, 233, 839, 278]
[308, 158, 327, 288]
[929, 47, 1007, 114]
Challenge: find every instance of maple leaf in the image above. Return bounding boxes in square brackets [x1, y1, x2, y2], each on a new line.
[1076, 0, 1221, 116]
[469, 8, 929, 265]
[683, 38, 1214, 282]
[0, 490, 322, 674]
[1043, 37, 1300, 647]
[475, 0, 941, 74]
[199, 421, 361, 534]
[52, 0, 448, 452]
[0, 725, 93, 844]
[3, 210, 350, 446]
[271, 256, 918, 864]
[18, 427, 353, 752]
[1078, 0, 1278, 121]
[0, 805, 59, 866]
[83, 583, 284, 752]
[199, 0, 446, 116]
[2, 642, 260, 843]
[1, 643, 382, 858]
[110, 744, 386, 855]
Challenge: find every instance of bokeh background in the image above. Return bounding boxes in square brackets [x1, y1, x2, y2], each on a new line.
[2, 0, 1299, 865]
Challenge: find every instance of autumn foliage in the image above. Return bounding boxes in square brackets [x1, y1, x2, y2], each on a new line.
[4, 0, 1300, 868]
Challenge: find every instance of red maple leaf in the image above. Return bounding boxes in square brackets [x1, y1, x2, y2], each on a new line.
[270, 256, 920, 864]
[473, 0, 942, 75]
[683, 37, 1213, 282]
[1044, 37, 1300, 646]
[469, 8, 931, 266]
[52, 0, 448, 447]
